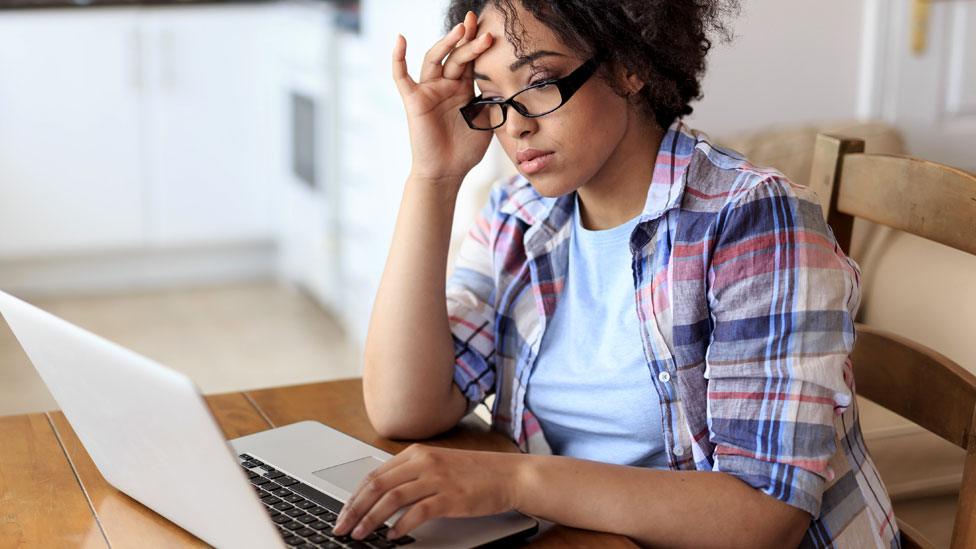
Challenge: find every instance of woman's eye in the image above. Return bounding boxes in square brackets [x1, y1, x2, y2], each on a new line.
[475, 86, 502, 100]
[529, 73, 556, 87]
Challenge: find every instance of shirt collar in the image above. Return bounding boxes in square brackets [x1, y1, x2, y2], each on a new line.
[499, 119, 697, 227]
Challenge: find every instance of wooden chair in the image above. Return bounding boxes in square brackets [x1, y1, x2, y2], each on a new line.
[809, 134, 976, 549]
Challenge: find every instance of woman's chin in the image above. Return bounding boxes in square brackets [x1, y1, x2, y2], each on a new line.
[528, 183, 571, 198]
[523, 173, 577, 198]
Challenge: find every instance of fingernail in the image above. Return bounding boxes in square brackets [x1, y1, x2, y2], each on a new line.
[352, 525, 366, 539]
[387, 529, 398, 540]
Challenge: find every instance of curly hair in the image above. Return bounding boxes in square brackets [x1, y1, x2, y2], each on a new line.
[445, 0, 739, 130]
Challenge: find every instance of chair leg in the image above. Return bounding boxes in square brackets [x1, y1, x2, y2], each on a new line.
[950, 412, 976, 548]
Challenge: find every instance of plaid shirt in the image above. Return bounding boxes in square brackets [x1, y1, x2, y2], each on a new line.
[446, 121, 898, 547]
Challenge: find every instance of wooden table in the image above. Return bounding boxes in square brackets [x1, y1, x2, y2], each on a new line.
[0, 378, 636, 548]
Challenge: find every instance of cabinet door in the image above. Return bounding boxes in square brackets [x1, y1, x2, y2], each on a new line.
[141, 6, 274, 246]
[0, 9, 144, 257]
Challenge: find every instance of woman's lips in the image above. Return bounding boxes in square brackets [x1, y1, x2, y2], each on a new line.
[517, 151, 555, 175]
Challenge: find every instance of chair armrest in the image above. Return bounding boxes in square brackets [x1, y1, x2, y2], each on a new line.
[898, 518, 938, 549]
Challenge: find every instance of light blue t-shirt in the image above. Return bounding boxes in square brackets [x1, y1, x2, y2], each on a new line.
[525, 194, 668, 468]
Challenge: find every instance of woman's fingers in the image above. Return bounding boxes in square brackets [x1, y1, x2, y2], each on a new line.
[461, 10, 478, 44]
[399, 10, 487, 93]
[442, 32, 492, 80]
[452, 10, 478, 50]
[338, 458, 407, 526]
[348, 480, 437, 540]
[391, 34, 416, 97]
[443, 11, 486, 80]
[419, 22, 466, 82]
[387, 495, 446, 540]
[335, 454, 421, 534]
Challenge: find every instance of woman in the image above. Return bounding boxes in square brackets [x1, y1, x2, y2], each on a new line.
[334, 1, 898, 547]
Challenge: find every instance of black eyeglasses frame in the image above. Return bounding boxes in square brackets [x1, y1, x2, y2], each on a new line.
[459, 56, 602, 131]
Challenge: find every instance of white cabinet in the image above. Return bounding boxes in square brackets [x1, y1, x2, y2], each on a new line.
[0, 9, 144, 257]
[334, 24, 385, 347]
[267, 2, 343, 314]
[141, 7, 273, 246]
[0, 6, 274, 259]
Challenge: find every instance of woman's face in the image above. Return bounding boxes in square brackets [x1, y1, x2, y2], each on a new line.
[472, 6, 634, 197]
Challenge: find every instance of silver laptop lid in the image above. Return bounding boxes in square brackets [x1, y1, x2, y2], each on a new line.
[0, 290, 283, 549]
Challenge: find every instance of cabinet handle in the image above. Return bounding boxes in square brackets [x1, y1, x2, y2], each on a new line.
[910, 0, 975, 55]
[160, 29, 176, 90]
[129, 28, 144, 91]
[912, 0, 932, 55]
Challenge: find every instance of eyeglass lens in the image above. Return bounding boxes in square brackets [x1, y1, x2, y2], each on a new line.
[467, 83, 563, 130]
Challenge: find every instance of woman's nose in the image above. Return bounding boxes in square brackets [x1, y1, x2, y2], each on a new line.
[503, 108, 537, 140]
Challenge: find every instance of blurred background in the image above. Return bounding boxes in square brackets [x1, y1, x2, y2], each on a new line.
[0, 0, 973, 542]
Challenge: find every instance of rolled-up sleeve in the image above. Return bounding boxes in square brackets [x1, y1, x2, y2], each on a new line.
[446, 186, 501, 413]
[704, 177, 861, 517]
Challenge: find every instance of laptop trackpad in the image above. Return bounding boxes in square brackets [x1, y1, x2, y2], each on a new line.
[312, 456, 385, 493]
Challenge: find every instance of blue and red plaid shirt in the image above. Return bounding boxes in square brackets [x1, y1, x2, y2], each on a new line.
[446, 121, 898, 547]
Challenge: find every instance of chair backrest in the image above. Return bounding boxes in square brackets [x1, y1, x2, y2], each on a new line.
[810, 134, 976, 549]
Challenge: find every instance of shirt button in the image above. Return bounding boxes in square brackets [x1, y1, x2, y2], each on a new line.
[658, 371, 671, 383]
[673, 446, 685, 456]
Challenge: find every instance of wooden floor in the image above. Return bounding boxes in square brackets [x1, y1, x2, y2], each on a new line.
[0, 282, 960, 544]
[0, 282, 361, 417]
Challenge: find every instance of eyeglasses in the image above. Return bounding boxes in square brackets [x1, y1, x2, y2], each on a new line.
[459, 57, 601, 131]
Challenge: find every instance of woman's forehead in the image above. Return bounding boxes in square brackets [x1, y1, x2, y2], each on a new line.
[473, 6, 573, 77]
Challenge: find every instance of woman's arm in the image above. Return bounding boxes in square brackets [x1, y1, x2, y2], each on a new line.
[363, 13, 494, 439]
[514, 453, 810, 548]
[332, 445, 810, 548]
[362, 175, 468, 439]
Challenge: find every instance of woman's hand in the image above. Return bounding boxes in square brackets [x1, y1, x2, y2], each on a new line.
[393, 11, 495, 186]
[332, 444, 522, 542]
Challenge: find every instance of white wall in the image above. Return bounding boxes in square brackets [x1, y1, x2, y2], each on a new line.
[688, 0, 867, 136]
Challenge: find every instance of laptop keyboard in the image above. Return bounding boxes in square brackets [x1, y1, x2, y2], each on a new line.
[239, 453, 415, 549]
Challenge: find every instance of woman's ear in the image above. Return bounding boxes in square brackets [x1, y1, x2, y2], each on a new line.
[611, 62, 646, 97]
[624, 71, 646, 96]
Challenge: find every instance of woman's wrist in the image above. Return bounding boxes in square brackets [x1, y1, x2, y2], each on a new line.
[403, 173, 465, 216]
[407, 170, 466, 193]
[509, 452, 539, 515]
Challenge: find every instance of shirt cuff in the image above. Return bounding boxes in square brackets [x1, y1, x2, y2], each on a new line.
[713, 451, 826, 518]
[451, 335, 493, 415]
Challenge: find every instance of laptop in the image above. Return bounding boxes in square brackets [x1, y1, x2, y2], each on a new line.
[0, 290, 538, 549]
